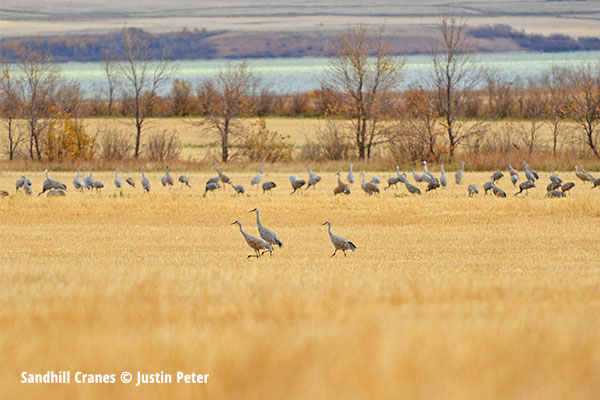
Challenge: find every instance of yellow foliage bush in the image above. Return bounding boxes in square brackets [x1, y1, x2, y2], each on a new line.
[42, 108, 95, 161]
[239, 118, 293, 162]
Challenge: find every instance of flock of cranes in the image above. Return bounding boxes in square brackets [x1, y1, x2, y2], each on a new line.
[1, 161, 599, 199]
[2, 161, 598, 258]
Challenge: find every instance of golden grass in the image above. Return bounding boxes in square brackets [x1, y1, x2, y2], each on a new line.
[1, 169, 600, 399]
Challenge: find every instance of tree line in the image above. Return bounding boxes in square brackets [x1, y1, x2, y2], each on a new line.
[2, 18, 600, 164]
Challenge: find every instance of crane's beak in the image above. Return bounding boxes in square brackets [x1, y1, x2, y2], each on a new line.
[249, 208, 257, 212]
[321, 222, 328, 226]
[231, 221, 238, 225]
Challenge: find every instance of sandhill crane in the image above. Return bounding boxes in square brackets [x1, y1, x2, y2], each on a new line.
[262, 181, 276, 194]
[523, 162, 536, 182]
[468, 184, 479, 197]
[360, 172, 379, 195]
[232, 220, 273, 258]
[23, 181, 32, 195]
[370, 175, 381, 184]
[549, 169, 562, 186]
[214, 163, 231, 184]
[561, 182, 575, 194]
[250, 208, 283, 249]
[72, 170, 84, 192]
[16, 176, 32, 192]
[93, 180, 104, 194]
[114, 168, 123, 189]
[207, 176, 220, 185]
[251, 164, 264, 188]
[412, 167, 425, 185]
[547, 182, 561, 192]
[440, 164, 447, 187]
[581, 165, 595, 181]
[322, 221, 356, 257]
[203, 182, 221, 197]
[384, 175, 402, 190]
[38, 170, 67, 196]
[575, 165, 593, 183]
[306, 164, 321, 190]
[0, 190, 9, 197]
[508, 160, 518, 180]
[141, 167, 151, 193]
[492, 185, 507, 198]
[426, 179, 441, 193]
[455, 161, 465, 184]
[515, 181, 535, 196]
[178, 175, 191, 188]
[529, 164, 539, 180]
[161, 167, 174, 187]
[126, 177, 136, 188]
[592, 177, 600, 189]
[422, 161, 439, 185]
[229, 182, 245, 195]
[334, 172, 351, 195]
[547, 189, 566, 198]
[347, 163, 355, 184]
[47, 189, 66, 197]
[510, 174, 518, 187]
[404, 180, 421, 195]
[289, 175, 306, 195]
[483, 181, 494, 195]
[491, 171, 504, 183]
[84, 168, 94, 190]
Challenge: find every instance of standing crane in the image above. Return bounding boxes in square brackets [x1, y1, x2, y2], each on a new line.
[491, 171, 504, 183]
[38, 170, 67, 196]
[440, 164, 447, 188]
[251, 164, 264, 188]
[334, 172, 351, 195]
[232, 220, 273, 258]
[250, 208, 283, 249]
[412, 167, 425, 185]
[16, 176, 32, 192]
[215, 163, 231, 184]
[305, 164, 321, 190]
[114, 168, 123, 189]
[322, 221, 356, 257]
[141, 167, 151, 193]
[455, 161, 465, 184]
[84, 168, 95, 190]
[561, 182, 575, 194]
[404, 179, 421, 195]
[203, 182, 221, 197]
[161, 167, 174, 187]
[523, 162, 536, 182]
[347, 163, 355, 184]
[360, 172, 379, 195]
[73, 170, 84, 193]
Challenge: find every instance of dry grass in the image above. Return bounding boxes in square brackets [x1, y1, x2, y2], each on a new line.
[1, 168, 600, 398]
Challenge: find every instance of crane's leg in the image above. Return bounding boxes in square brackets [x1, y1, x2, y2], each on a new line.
[330, 249, 337, 257]
[343, 250, 347, 257]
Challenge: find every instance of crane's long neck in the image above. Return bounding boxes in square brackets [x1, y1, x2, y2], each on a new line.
[260, 165, 263, 174]
[327, 223, 333, 238]
[308, 165, 312, 175]
[349, 164, 353, 173]
[255, 211, 261, 227]
[337, 174, 342, 185]
[362, 174, 366, 185]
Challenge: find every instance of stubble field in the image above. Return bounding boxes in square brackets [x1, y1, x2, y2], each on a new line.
[1, 167, 600, 398]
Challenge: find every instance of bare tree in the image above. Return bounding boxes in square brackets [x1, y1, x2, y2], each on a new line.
[483, 68, 515, 118]
[196, 61, 258, 162]
[102, 50, 120, 116]
[322, 25, 405, 159]
[402, 85, 444, 161]
[431, 15, 484, 160]
[562, 64, 600, 158]
[542, 66, 570, 155]
[516, 78, 546, 154]
[0, 60, 25, 160]
[17, 48, 60, 160]
[116, 28, 174, 158]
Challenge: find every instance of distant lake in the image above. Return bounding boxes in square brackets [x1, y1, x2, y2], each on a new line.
[59, 50, 600, 97]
